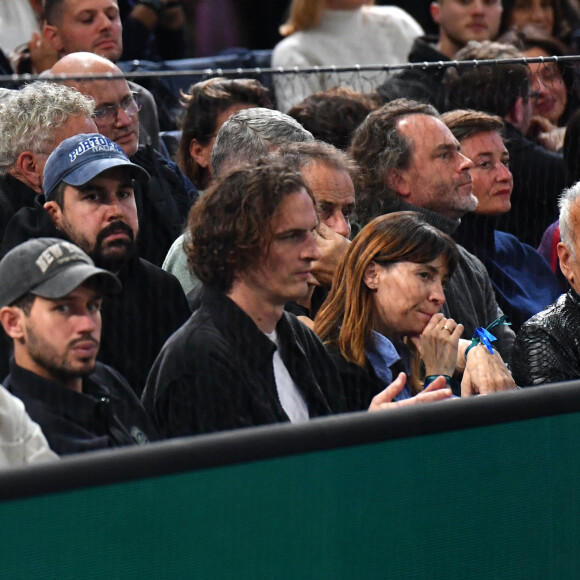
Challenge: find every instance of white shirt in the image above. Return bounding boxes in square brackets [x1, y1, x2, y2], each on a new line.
[265, 329, 309, 423]
[0, 384, 58, 468]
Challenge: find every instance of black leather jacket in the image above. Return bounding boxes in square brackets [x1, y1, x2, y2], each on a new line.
[511, 289, 580, 386]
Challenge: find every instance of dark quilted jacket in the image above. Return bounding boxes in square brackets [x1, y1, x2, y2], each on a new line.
[511, 289, 580, 386]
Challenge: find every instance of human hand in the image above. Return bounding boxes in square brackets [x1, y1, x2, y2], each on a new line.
[310, 222, 350, 287]
[410, 313, 463, 378]
[368, 372, 452, 412]
[460, 345, 515, 396]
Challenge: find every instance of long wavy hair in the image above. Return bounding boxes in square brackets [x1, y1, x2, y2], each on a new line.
[313, 211, 459, 393]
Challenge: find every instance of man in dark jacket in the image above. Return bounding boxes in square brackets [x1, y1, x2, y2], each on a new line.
[2, 133, 191, 396]
[0, 237, 158, 455]
[377, 0, 503, 110]
[51, 52, 198, 267]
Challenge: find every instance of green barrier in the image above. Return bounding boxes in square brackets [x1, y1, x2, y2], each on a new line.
[1, 384, 579, 578]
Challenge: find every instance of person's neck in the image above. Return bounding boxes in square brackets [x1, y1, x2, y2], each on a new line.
[7, 168, 42, 194]
[436, 33, 461, 60]
[227, 282, 284, 334]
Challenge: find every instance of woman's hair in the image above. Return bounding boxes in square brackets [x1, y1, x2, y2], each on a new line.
[498, 24, 576, 125]
[280, 0, 374, 36]
[177, 77, 272, 188]
[500, 0, 580, 43]
[313, 211, 459, 393]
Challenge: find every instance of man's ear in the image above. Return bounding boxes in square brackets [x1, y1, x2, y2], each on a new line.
[15, 151, 43, 193]
[558, 241, 575, 285]
[43, 23, 64, 54]
[506, 96, 524, 128]
[363, 261, 379, 290]
[430, 2, 441, 25]
[44, 200, 63, 228]
[387, 169, 411, 198]
[0, 307, 25, 341]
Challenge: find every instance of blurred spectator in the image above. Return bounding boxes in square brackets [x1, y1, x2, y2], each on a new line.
[287, 86, 379, 150]
[500, 24, 580, 151]
[500, 0, 580, 50]
[272, 0, 423, 112]
[176, 77, 272, 190]
[117, 0, 187, 61]
[377, 0, 503, 111]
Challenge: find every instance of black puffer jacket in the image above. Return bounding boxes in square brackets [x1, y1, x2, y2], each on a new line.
[511, 289, 580, 386]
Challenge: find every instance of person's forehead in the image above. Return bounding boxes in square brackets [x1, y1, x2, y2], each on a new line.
[271, 189, 316, 230]
[301, 162, 355, 201]
[460, 130, 507, 154]
[397, 115, 458, 150]
[84, 78, 131, 105]
[64, 0, 119, 16]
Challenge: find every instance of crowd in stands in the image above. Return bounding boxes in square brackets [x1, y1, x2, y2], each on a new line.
[2, 0, 580, 467]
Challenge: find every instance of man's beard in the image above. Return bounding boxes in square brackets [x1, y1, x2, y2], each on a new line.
[90, 220, 137, 272]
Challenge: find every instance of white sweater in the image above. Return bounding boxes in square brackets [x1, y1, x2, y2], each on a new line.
[272, 6, 423, 112]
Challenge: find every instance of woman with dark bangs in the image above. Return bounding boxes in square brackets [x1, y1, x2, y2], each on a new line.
[314, 211, 463, 410]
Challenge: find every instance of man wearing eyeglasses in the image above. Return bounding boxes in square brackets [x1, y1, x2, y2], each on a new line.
[51, 51, 198, 268]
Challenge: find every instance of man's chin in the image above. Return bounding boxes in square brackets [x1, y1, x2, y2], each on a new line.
[92, 242, 134, 271]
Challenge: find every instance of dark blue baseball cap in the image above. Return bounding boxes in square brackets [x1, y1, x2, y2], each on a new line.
[43, 133, 150, 200]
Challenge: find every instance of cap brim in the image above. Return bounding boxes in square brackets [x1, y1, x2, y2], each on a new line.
[63, 158, 150, 188]
[30, 264, 122, 300]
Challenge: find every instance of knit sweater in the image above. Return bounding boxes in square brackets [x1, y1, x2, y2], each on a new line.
[272, 6, 423, 112]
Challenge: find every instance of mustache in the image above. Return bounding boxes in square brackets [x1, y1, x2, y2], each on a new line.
[97, 220, 134, 244]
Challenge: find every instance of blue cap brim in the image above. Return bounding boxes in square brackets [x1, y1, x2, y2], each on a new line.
[62, 157, 150, 188]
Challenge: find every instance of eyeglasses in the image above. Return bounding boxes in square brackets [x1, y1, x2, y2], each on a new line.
[93, 92, 142, 127]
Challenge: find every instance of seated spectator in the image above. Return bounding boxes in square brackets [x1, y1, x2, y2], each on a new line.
[500, 24, 579, 151]
[272, 0, 423, 112]
[117, 0, 186, 61]
[349, 98, 516, 394]
[278, 140, 356, 323]
[52, 52, 198, 267]
[287, 86, 379, 151]
[536, 106, 580, 289]
[2, 133, 192, 396]
[511, 181, 580, 385]
[0, 383, 58, 467]
[445, 40, 566, 247]
[0, 237, 158, 454]
[0, 82, 97, 243]
[377, 0, 503, 111]
[500, 0, 580, 50]
[314, 211, 463, 409]
[176, 77, 273, 191]
[442, 109, 562, 331]
[142, 160, 452, 438]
